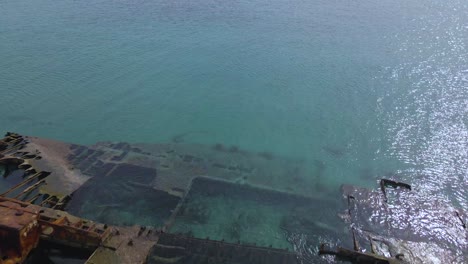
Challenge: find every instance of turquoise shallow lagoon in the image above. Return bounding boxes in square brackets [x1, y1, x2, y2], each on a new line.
[1, 0, 467, 207]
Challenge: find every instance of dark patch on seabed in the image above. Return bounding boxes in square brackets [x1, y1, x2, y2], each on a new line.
[66, 164, 181, 227]
[62, 137, 351, 261]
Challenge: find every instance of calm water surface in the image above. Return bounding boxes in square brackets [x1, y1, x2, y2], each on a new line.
[1, 0, 467, 209]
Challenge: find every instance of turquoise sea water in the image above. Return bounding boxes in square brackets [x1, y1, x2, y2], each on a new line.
[0, 0, 466, 209]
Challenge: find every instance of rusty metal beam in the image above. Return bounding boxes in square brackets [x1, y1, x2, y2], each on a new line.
[0, 171, 44, 197]
[318, 243, 401, 264]
[0, 196, 112, 264]
[26, 193, 42, 204]
[13, 179, 46, 200]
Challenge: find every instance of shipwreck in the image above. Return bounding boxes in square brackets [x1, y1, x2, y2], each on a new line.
[0, 132, 466, 263]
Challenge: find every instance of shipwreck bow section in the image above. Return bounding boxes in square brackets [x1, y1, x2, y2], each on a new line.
[0, 132, 466, 264]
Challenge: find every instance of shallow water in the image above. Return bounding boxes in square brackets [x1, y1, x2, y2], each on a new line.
[169, 178, 347, 250]
[0, 0, 466, 244]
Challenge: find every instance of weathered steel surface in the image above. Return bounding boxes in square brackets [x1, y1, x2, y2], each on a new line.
[0, 200, 40, 264]
[0, 133, 112, 263]
[87, 226, 159, 264]
[0, 196, 159, 264]
[0, 197, 110, 262]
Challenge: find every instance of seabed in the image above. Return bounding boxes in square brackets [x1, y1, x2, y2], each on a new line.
[0, 132, 466, 264]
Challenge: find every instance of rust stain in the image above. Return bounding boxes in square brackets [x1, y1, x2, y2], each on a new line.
[0, 201, 40, 264]
[0, 197, 110, 264]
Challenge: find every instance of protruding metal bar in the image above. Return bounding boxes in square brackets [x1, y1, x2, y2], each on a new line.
[0, 172, 43, 197]
[26, 193, 42, 204]
[14, 179, 46, 199]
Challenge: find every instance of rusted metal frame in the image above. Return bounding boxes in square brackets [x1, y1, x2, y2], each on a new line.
[27, 193, 43, 204]
[18, 152, 39, 160]
[51, 195, 71, 210]
[0, 211, 40, 264]
[351, 228, 360, 251]
[380, 179, 411, 190]
[0, 195, 35, 207]
[368, 236, 387, 255]
[368, 236, 406, 261]
[3, 132, 22, 139]
[83, 223, 98, 234]
[0, 195, 19, 205]
[13, 179, 46, 200]
[44, 218, 105, 240]
[0, 198, 106, 238]
[0, 199, 108, 252]
[5, 135, 23, 144]
[318, 243, 396, 264]
[40, 195, 57, 207]
[0, 155, 26, 166]
[1, 144, 25, 155]
[0, 171, 44, 197]
[0, 200, 38, 218]
[38, 218, 108, 248]
[454, 211, 466, 229]
[0, 140, 25, 155]
[380, 179, 411, 203]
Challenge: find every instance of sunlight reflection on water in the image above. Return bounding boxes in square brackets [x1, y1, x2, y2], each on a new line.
[380, 0, 467, 210]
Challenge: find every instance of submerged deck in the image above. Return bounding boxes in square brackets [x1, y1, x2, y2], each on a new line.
[0, 133, 466, 263]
